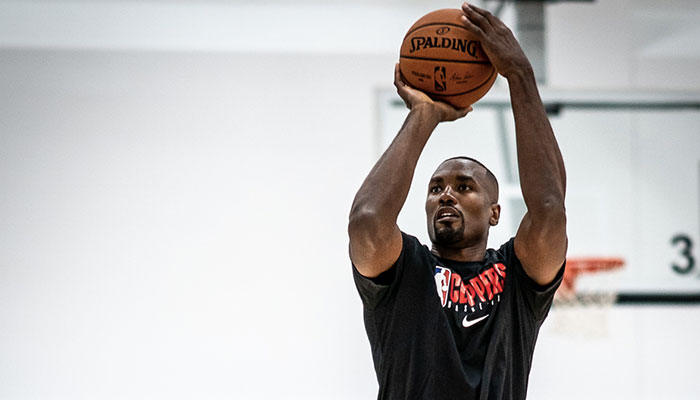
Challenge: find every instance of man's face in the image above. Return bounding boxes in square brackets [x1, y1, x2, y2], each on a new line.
[425, 159, 499, 248]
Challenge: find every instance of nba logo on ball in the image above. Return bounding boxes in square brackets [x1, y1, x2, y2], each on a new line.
[434, 66, 447, 91]
[399, 8, 497, 108]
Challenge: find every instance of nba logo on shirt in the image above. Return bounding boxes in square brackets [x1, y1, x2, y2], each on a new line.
[434, 266, 452, 307]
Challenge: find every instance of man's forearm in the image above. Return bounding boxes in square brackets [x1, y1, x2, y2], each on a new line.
[350, 104, 439, 224]
[348, 64, 469, 275]
[508, 67, 566, 212]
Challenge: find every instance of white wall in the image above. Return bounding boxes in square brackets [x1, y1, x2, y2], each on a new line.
[547, 0, 700, 89]
[1, 1, 699, 399]
[0, 50, 393, 399]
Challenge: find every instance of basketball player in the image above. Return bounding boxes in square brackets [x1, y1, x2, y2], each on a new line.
[348, 3, 567, 399]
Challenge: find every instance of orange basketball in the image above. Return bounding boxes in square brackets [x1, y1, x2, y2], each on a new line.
[399, 8, 497, 108]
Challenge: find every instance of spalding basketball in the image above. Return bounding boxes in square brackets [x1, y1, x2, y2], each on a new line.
[399, 8, 497, 108]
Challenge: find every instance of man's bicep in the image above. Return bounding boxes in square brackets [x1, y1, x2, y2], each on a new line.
[513, 210, 567, 286]
[348, 221, 403, 279]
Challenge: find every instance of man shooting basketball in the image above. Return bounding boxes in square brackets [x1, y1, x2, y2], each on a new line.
[348, 3, 567, 399]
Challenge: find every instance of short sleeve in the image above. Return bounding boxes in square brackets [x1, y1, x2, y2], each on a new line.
[351, 232, 424, 309]
[498, 238, 565, 321]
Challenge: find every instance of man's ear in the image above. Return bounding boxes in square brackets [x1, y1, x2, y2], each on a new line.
[489, 204, 501, 226]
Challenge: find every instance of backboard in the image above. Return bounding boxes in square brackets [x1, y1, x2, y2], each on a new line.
[376, 82, 700, 303]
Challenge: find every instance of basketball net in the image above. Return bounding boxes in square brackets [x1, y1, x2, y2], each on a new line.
[550, 257, 625, 339]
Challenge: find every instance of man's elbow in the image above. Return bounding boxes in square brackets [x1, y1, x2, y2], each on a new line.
[348, 206, 398, 248]
[529, 195, 566, 223]
[349, 207, 383, 239]
[349, 204, 374, 228]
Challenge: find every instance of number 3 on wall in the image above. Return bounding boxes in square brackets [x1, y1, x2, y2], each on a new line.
[671, 234, 696, 275]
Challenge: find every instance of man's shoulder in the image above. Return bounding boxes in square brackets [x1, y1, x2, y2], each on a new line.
[486, 237, 516, 262]
[398, 231, 433, 256]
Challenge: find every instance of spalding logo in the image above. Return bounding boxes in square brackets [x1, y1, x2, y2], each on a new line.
[409, 37, 479, 57]
[436, 27, 451, 35]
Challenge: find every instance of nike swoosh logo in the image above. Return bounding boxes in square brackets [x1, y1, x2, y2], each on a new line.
[462, 314, 489, 328]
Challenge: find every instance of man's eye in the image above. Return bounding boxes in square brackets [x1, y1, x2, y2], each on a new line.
[430, 186, 441, 193]
[459, 184, 471, 191]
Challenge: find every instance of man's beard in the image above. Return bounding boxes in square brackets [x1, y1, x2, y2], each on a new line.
[434, 224, 464, 246]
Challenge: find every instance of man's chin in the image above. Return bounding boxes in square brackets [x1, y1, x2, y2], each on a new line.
[434, 226, 463, 246]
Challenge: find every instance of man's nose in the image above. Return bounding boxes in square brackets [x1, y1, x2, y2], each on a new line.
[439, 186, 456, 205]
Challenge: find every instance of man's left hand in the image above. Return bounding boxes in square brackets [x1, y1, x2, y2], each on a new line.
[460, 2, 532, 80]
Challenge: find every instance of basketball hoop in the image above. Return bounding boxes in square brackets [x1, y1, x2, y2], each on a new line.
[550, 257, 625, 338]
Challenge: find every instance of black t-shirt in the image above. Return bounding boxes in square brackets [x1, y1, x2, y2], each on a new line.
[352, 232, 564, 400]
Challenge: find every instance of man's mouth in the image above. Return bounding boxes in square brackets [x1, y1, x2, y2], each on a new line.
[436, 207, 460, 222]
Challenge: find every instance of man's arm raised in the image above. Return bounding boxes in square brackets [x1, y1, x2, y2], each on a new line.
[461, 3, 567, 285]
[348, 65, 470, 278]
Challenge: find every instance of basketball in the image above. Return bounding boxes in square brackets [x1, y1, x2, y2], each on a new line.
[399, 8, 497, 108]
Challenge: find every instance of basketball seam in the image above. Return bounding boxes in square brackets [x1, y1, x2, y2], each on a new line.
[403, 22, 469, 38]
[399, 55, 491, 65]
[399, 67, 497, 98]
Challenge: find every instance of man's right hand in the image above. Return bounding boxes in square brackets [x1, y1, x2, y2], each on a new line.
[349, 64, 472, 279]
[394, 63, 472, 122]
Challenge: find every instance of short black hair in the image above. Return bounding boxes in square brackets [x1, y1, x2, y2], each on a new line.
[439, 156, 499, 202]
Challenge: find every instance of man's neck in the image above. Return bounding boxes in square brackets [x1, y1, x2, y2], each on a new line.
[430, 241, 487, 262]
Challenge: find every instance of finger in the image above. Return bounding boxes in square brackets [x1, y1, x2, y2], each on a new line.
[394, 63, 405, 89]
[461, 3, 492, 32]
[459, 9, 486, 37]
[462, 2, 492, 19]
[394, 63, 413, 108]
[465, 2, 507, 34]
[463, 2, 497, 23]
[434, 101, 471, 121]
[457, 106, 473, 118]
[460, 14, 484, 37]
